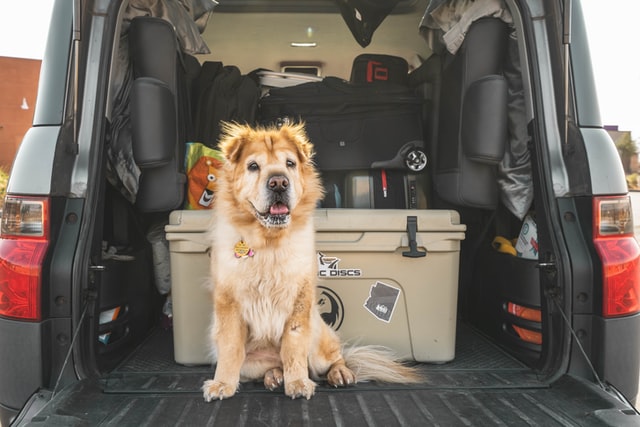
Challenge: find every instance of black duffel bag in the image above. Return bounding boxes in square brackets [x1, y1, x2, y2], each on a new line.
[259, 77, 427, 172]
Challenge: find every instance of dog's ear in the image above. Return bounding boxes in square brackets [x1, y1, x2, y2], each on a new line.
[218, 122, 248, 163]
[282, 122, 315, 164]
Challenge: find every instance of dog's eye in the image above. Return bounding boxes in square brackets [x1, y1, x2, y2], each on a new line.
[247, 161, 259, 172]
[286, 159, 296, 168]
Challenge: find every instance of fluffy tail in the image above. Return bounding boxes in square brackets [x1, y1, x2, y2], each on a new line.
[342, 345, 424, 384]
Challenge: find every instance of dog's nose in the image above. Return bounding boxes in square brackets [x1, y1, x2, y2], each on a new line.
[268, 175, 289, 193]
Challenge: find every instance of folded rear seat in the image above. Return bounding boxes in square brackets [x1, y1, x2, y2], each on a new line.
[129, 16, 199, 212]
[432, 18, 509, 209]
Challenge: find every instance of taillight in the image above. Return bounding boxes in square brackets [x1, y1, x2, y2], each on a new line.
[0, 196, 49, 321]
[593, 196, 640, 318]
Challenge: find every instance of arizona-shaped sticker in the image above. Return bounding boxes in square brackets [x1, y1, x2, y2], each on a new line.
[364, 281, 400, 323]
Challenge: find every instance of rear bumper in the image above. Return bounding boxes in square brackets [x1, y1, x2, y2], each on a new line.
[0, 318, 44, 413]
[594, 312, 640, 404]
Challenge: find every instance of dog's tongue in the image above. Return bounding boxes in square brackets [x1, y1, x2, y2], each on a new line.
[270, 202, 289, 215]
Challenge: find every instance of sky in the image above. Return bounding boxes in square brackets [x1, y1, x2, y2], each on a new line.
[0, 0, 637, 140]
[581, 1, 640, 140]
[0, 0, 53, 60]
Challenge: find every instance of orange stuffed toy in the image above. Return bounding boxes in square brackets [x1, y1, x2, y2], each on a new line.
[184, 142, 225, 210]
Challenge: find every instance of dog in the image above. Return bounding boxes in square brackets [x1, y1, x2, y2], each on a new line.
[202, 122, 422, 401]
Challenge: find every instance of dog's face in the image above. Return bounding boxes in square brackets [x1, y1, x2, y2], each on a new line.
[217, 122, 323, 229]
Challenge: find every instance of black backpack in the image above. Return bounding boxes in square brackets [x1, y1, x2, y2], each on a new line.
[192, 62, 260, 147]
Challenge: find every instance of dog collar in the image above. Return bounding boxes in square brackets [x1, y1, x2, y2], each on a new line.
[234, 240, 254, 258]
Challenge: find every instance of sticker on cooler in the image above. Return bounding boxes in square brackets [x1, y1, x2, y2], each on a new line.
[317, 286, 344, 331]
[364, 281, 400, 323]
[317, 252, 362, 278]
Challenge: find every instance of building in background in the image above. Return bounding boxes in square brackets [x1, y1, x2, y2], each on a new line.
[605, 125, 639, 190]
[0, 56, 41, 172]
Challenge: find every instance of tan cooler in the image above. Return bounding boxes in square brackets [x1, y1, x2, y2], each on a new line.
[166, 209, 465, 365]
[165, 210, 213, 365]
[315, 209, 465, 362]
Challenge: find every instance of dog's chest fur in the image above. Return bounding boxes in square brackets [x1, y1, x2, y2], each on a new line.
[213, 221, 316, 342]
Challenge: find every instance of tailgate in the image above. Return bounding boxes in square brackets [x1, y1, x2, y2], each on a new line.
[14, 376, 639, 426]
[13, 326, 640, 426]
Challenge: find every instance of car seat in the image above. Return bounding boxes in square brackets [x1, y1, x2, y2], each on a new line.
[128, 16, 200, 212]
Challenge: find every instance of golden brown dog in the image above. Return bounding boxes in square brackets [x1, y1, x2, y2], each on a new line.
[202, 122, 421, 401]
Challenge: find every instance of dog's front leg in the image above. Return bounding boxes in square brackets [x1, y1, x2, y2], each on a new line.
[281, 285, 316, 399]
[203, 289, 247, 401]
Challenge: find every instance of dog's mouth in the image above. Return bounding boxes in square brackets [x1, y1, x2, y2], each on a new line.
[253, 201, 291, 228]
[269, 202, 290, 216]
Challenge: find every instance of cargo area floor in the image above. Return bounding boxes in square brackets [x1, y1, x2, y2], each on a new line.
[105, 323, 544, 393]
[21, 323, 635, 426]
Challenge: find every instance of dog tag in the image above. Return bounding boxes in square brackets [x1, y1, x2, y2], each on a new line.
[234, 240, 254, 258]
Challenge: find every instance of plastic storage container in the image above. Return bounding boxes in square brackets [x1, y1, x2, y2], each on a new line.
[165, 209, 465, 364]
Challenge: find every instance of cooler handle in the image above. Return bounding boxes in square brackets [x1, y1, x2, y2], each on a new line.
[402, 216, 427, 258]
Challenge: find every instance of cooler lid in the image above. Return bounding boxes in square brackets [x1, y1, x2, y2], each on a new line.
[166, 210, 212, 233]
[314, 209, 466, 232]
[165, 209, 466, 234]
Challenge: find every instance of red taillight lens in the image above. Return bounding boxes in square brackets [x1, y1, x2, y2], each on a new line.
[593, 196, 640, 318]
[0, 196, 49, 321]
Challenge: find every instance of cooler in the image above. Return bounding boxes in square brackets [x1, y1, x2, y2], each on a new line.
[315, 209, 465, 362]
[165, 209, 465, 365]
[165, 210, 213, 365]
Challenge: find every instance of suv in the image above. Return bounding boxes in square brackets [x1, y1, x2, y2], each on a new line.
[2, 0, 640, 425]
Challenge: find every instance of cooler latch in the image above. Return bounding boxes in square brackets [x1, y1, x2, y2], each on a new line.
[403, 216, 426, 258]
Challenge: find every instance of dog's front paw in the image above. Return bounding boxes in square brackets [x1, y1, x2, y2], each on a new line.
[264, 368, 284, 390]
[202, 379, 238, 401]
[327, 364, 356, 387]
[285, 378, 316, 400]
